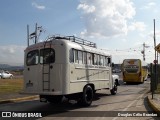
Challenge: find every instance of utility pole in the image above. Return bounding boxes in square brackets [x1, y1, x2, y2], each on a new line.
[143, 42, 145, 61]
[154, 19, 156, 63]
[27, 25, 29, 47]
[152, 19, 157, 99]
[141, 42, 149, 61]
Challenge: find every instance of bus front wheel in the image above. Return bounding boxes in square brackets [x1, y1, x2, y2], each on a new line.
[110, 85, 117, 95]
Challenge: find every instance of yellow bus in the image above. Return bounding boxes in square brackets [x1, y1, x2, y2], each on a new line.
[122, 59, 148, 83]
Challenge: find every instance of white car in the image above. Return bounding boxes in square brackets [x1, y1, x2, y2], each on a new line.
[0, 71, 13, 79]
[112, 74, 120, 86]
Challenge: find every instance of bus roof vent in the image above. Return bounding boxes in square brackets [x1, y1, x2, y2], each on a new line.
[47, 35, 97, 48]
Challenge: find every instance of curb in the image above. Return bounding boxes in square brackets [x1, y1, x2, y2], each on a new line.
[0, 95, 39, 104]
[147, 95, 160, 116]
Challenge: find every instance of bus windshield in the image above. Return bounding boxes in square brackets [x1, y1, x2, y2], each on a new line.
[124, 65, 139, 73]
[123, 59, 141, 73]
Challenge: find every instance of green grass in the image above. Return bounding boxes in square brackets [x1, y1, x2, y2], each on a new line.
[0, 78, 23, 95]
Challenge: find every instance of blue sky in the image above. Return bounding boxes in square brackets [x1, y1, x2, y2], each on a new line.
[0, 0, 160, 65]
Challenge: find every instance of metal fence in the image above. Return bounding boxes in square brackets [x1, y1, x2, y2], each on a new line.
[150, 63, 160, 98]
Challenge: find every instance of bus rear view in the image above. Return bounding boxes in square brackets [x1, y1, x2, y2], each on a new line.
[22, 35, 117, 106]
[122, 59, 144, 83]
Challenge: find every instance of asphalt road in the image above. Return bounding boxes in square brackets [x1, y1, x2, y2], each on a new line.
[0, 79, 159, 120]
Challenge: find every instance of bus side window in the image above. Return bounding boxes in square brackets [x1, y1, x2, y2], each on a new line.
[90, 53, 93, 65]
[75, 50, 78, 63]
[83, 51, 87, 64]
[93, 54, 97, 65]
[78, 51, 83, 64]
[105, 57, 109, 66]
[97, 55, 100, 65]
[93, 54, 96, 65]
[108, 57, 111, 66]
[87, 53, 92, 65]
[102, 56, 105, 66]
[100, 55, 104, 66]
[69, 49, 74, 63]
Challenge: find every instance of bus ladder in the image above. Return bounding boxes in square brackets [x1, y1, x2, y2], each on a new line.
[42, 41, 52, 92]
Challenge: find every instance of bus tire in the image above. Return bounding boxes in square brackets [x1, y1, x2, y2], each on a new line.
[110, 85, 117, 95]
[80, 85, 93, 106]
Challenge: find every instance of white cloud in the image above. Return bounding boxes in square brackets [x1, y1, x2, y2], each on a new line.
[140, 2, 156, 9]
[0, 45, 26, 65]
[77, 3, 95, 13]
[77, 0, 136, 38]
[32, 2, 46, 10]
[128, 21, 146, 31]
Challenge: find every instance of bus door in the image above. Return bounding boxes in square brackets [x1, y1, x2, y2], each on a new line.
[40, 48, 55, 92]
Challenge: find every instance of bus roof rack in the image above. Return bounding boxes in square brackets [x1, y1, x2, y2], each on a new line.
[46, 35, 97, 48]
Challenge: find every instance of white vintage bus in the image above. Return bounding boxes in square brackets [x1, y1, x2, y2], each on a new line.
[23, 36, 117, 106]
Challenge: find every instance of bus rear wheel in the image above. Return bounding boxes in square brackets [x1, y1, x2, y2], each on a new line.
[79, 85, 93, 106]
